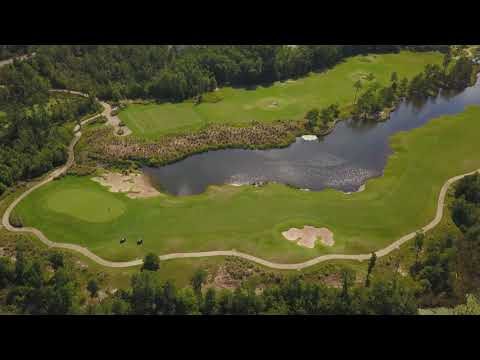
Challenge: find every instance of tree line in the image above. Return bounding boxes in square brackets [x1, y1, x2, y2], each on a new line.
[0, 45, 32, 61]
[408, 172, 480, 307]
[0, 246, 419, 315]
[0, 93, 100, 196]
[350, 51, 476, 122]
[0, 45, 450, 104]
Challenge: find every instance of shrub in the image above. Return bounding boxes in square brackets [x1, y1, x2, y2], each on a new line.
[68, 165, 96, 177]
[49, 252, 65, 270]
[9, 212, 23, 228]
[142, 253, 160, 272]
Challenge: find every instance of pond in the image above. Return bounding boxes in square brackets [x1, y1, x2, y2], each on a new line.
[144, 75, 480, 196]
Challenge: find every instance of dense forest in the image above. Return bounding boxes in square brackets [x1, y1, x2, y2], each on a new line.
[0, 244, 419, 315]
[0, 45, 32, 61]
[0, 45, 450, 103]
[0, 93, 100, 196]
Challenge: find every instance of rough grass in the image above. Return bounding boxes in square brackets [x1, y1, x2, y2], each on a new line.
[14, 105, 480, 263]
[119, 51, 443, 139]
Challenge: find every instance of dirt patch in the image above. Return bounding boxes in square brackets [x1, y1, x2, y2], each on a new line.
[322, 273, 342, 288]
[92, 171, 160, 199]
[282, 226, 334, 248]
[210, 265, 241, 290]
[104, 103, 132, 137]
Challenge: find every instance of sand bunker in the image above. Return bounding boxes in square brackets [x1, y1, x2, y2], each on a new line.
[282, 226, 334, 248]
[92, 172, 160, 199]
[301, 135, 318, 141]
[267, 101, 279, 108]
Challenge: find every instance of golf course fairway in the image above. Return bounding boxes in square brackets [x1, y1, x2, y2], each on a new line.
[119, 51, 442, 139]
[14, 105, 480, 263]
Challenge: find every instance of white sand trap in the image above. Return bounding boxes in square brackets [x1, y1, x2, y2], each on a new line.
[267, 101, 279, 108]
[92, 172, 160, 199]
[302, 135, 318, 141]
[282, 226, 334, 248]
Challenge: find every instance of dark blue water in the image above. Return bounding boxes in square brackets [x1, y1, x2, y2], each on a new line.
[144, 75, 480, 196]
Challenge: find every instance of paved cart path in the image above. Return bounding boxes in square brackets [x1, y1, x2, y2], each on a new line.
[2, 89, 478, 269]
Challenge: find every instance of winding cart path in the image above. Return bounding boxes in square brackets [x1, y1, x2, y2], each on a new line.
[1, 89, 478, 269]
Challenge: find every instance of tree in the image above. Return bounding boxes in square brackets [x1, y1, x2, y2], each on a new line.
[414, 231, 425, 263]
[142, 253, 160, 272]
[48, 252, 64, 270]
[390, 72, 398, 93]
[202, 288, 218, 315]
[156, 280, 177, 314]
[340, 268, 356, 303]
[443, 49, 452, 73]
[353, 80, 362, 104]
[87, 279, 99, 298]
[191, 269, 208, 296]
[453, 294, 480, 315]
[176, 288, 199, 314]
[365, 252, 377, 287]
[130, 271, 158, 314]
[398, 77, 409, 98]
[0, 258, 15, 289]
[390, 71, 398, 84]
[305, 108, 319, 130]
[319, 104, 340, 126]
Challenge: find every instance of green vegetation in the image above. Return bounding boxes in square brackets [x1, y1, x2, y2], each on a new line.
[0, 238, 419, 314]
[0, 92, 100, 196]
[3, 44, 480, 315]
[352, 52, 476, 122]
[118, 51, 442, 139]
[15, 105, 480, 263]
[46, 188, 126, 222]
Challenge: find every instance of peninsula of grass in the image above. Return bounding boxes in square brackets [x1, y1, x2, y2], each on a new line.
[119, 51, 442, 139]
[14, 105, 480, 263]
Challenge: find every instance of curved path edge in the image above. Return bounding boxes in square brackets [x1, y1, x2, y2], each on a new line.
[2, 91, 479, 269]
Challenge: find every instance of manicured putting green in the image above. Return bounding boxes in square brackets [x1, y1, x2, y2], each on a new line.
[46, 188, 126, 222]
[15, 106, 480, 263]
[119, 51, 443, 139]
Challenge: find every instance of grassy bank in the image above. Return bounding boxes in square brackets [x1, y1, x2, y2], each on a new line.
[119, 51, 442, 139]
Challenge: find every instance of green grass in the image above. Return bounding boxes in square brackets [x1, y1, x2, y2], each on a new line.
[46, 188, 126, 222]
[15, 105, 480, 263]
[119, 51, 442, 139]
